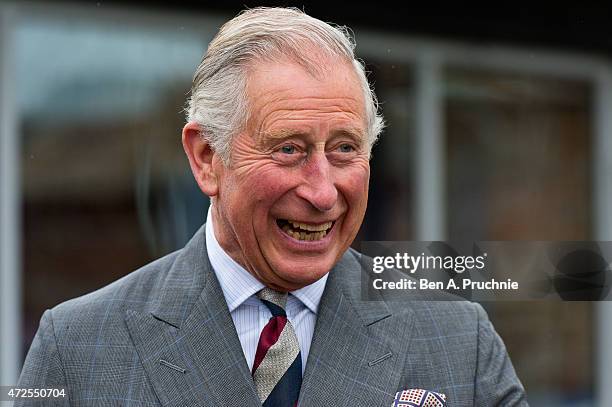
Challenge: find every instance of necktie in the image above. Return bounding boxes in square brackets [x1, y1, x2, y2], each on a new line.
[252, 288, 302, 406]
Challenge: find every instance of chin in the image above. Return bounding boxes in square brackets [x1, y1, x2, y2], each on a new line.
[275, 261, 332, 285]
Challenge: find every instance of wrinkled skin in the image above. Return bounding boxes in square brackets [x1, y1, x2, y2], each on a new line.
[183, 58, 370, 291]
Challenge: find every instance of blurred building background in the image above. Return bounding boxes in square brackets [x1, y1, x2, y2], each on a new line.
[1, 2, 612, 406]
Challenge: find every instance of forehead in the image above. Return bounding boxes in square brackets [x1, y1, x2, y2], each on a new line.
[244, 58, 367, 138]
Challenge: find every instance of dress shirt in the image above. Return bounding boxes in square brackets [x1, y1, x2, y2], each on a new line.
[205, 208, 328, 374]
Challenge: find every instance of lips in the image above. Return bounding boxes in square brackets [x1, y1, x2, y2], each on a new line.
[276, 219, 335, 241]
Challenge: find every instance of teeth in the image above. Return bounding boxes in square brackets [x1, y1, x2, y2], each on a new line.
[280, 220, 329, 241]
[289, 220, 332, 232]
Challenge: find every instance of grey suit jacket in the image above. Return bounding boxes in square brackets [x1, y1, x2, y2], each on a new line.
[17, 225, 527, 406]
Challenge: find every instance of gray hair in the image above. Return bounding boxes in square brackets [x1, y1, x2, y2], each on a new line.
[186, 7, 384, 164]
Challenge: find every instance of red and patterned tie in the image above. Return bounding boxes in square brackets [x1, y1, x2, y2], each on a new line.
[252, 288, 302, 406]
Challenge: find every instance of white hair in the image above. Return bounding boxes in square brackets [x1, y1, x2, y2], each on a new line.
[186, 7, 384, 164]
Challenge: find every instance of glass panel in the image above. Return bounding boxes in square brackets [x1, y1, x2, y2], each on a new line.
[445, 67, 593, 405]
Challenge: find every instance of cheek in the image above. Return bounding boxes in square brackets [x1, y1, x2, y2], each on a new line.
[339, 165, 370, 206]
[233, 165, 300, 209]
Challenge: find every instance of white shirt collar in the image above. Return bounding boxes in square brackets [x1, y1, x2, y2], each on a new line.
[205, 207, 328, 314]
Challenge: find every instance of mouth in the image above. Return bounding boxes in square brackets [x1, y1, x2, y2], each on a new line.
[276, 219, 335, 241]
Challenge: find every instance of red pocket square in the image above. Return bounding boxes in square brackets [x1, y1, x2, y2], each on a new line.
[392, 388, 447, 407]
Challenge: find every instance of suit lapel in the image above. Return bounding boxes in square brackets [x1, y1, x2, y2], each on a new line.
[124, 226, 413, 406]
[299, 250, 415, 407]
[125, 226, 261, 407]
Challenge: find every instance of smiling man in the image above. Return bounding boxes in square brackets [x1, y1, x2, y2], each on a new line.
[17, 7, 527, 407]
[183, 55, 370, 291]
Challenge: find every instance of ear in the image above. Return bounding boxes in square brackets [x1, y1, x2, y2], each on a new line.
[182, 121, 219, 197]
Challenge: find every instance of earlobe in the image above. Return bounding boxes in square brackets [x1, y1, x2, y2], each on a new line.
[182, 121, 219, 197]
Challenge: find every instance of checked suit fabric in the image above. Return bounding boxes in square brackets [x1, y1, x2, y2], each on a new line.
[16, 226, 527, 406]
[252, 288, 302, 406]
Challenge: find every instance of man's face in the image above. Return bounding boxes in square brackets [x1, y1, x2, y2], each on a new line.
[210, 58, 370, 291]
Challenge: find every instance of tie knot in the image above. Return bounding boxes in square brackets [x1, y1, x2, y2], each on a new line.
[257, 287, 288, 317]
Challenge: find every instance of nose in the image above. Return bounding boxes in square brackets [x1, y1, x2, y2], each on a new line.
[295, 152, 338, 212]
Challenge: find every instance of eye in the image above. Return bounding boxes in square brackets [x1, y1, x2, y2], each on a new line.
[271, 143, 305, 165]
[338, 143, 355, 153]
[280, 145, 296, 154]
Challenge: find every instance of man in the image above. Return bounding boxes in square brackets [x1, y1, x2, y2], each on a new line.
[17, 7, 527, 406]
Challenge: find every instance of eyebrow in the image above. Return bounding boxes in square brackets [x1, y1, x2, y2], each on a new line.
[255, 129, 308, 150]
[332, 127, 366, 142]
[259, 128, 308, 141]
[256, 126, 366, 147]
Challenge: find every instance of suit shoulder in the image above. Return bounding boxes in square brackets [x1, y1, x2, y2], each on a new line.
[347, 247, 484, 326]
[404, 298, 482, 321]
[48, 250, 180, 328]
